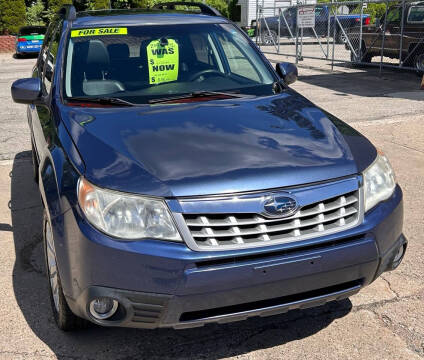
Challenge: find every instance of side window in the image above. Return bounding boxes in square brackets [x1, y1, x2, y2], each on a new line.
[386, 7, 402, 24]
[39, 23, 56, 74]
[219, 34, 261, 82]
[407, 6, 424, 23]
[43, 23, 62, 94]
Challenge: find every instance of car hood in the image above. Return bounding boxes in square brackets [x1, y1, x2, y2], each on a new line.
[60, 90, 376, 197]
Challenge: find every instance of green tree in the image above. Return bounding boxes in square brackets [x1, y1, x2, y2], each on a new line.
[130, 0, 150, 8]
[365, 3, 388, 23]
[0, 0, 26, 34]
[112, 0, 129, 8]
[88, 0, 111, 10]
[26, 0, 46, 26]
[147, 0, 229, 17]
[46, 0, 72, 21]
[204, 0, 228, 17]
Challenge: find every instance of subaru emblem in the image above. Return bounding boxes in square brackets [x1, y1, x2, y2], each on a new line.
[262, 194, 299, 218]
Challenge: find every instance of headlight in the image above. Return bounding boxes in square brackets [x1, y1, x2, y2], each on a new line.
[363, 153, 396, 212]
[77, 177, 182, 241]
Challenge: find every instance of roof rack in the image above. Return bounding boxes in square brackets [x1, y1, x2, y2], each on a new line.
[152, 2, 221, 16]
[58, 4, 77, 21]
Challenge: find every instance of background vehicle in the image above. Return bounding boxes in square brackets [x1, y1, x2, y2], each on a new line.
[15, 26, 46, 57]
[259, 5, 370, 45]
[348, 2, 424, 73]
[11, 4, 406, 332]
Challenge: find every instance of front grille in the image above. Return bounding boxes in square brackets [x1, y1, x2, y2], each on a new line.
[183, 190, 360, 249]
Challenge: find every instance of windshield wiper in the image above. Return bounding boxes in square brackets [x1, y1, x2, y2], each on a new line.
[66, 96, 135, 107]
[148, 91, 246, 104]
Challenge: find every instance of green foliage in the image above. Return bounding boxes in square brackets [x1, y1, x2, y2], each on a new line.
[317, 1, 390, 24]
[111, 0, 129, 8]
[205, 0, 228, 17]
[365, 3, 387, 23]
[46, 0, 72, 20]
[26, 0, 45, 25]
[145, 0, 229, 17]
[87, 0, 110, 9]
[130, 0, 151, 8]
[0, 0, 231, 33]
[0, 0, 26, 34]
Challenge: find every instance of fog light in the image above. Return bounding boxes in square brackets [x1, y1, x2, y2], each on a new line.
[391, 244, 406, 270]
[89, 297, 118, 320]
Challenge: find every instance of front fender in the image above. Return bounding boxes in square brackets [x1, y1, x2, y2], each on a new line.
[38, 119, 85, 298]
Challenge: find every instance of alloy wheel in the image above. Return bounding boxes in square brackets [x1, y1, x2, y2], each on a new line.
[262, 32, 276, 46]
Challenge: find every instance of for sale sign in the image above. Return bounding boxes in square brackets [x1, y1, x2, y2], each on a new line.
[297, 6, 315, 28]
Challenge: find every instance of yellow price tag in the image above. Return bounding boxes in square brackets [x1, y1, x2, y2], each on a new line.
[147, 39, 179, 85]
[71, 28, 128, 37]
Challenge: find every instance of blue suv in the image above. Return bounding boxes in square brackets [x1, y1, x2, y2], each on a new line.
[11, 3, 406, 331]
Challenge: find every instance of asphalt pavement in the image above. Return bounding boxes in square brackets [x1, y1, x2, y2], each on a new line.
[0, 52, 423, 360]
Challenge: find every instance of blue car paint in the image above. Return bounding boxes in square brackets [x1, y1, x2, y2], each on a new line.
[16, 40, 43, 54]
[55, 184, 403, 327]
[16, 11, 404, 329]
[58, 91, 376, 197]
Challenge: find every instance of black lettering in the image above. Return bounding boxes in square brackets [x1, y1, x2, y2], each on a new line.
[165, 64, 175, 70]
[168, 48, 174, 54]
[153, 65, 159, 71]
[151, 48, 170, 56]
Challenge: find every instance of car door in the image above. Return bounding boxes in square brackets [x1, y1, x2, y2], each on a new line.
[31, 21, 62, 165]
[404, 5, 424, 55]
[383, 6, 402, 56]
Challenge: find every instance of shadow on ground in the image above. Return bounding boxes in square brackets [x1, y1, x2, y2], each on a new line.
[13, 53, 39, 60]
[298, 65, 422, 100]
[11, 152, 353, 360]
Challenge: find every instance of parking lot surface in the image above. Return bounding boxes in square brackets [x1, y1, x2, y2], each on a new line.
[0, 53, 423, 360]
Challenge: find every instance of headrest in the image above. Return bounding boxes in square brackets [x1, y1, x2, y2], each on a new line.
[108, 43, 130, 61]
[86, 40, 110, 66]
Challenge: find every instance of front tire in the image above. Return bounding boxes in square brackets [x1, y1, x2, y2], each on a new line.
[336, 31, 347, 44]
[413, 52, 424, 75]
[261, 30, 277, 46]
[351, 45, 372, 65]
[43, 211, 87, 331]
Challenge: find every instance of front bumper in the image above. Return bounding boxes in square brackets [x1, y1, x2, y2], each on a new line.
[54, 185, 405, 329]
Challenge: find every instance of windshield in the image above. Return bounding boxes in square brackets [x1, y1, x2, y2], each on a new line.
[19, 26, 46, 35]
[408, 6, 424, 23]
[64, 23, 276, 104]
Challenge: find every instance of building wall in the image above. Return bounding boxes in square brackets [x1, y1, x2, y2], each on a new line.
[0, 36, 16, 53]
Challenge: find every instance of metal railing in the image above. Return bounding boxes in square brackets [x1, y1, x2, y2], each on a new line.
[254, 0, 424, 73]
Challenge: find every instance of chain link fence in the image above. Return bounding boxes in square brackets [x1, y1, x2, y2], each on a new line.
[252, 0, 424, 73]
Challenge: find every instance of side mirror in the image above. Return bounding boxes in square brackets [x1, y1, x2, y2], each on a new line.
[276, 62, 298, 85]
[11, 78, 42, 104]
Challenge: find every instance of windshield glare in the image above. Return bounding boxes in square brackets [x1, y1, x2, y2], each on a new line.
[64, 23, 275, 103]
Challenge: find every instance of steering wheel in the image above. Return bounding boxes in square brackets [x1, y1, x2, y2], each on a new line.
[189, 69, 226, 82]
